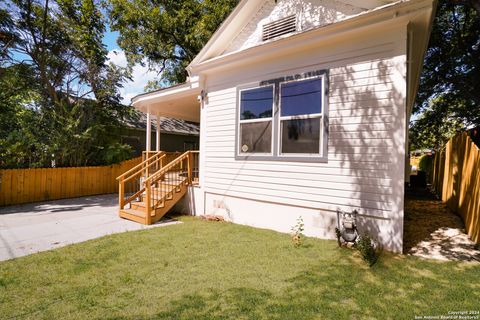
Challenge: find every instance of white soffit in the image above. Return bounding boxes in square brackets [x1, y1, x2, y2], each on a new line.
[131, 83, 201, 122]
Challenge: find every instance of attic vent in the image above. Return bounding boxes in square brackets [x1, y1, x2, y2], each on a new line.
[262, 15, 297, 41]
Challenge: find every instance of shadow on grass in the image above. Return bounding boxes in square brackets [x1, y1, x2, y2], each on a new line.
[104, 252, 479, 320]
[2, 218, 479, 320]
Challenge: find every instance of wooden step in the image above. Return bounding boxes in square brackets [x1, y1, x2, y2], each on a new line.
[130, 201, 147, 210]
[151, 181, 187, 191]
[141, 192, 174, 203]
[119, 208, 147, 224]
[140, 181, 186, 203]
[131, 200, 167, 212]
[120, 181, 188, 225]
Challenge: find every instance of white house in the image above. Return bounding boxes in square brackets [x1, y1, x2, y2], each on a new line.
[128, 0, 437, 253]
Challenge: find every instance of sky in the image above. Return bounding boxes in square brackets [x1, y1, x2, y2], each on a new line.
[103, 29, 159, 105]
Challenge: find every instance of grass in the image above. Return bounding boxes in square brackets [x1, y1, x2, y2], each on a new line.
[0, 216, 479, 319]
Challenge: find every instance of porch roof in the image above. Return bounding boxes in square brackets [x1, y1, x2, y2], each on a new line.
[131, 82, 201, 122]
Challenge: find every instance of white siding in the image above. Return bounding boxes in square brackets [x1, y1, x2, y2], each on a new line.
[224, 0, 364, 54]
[201, 25, 407, 252]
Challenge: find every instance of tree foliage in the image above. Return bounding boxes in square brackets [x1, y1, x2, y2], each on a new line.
[107, 0, 239, 86]
[0, 8, 20, 63]
[410, 0, 480, 150]
[0, 0, 135, 168]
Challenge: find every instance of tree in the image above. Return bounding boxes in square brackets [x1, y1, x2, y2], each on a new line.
[410, 0, 480, 150]
[0, 8, 20, 63]
[0, 0, 135, 168]
[107, 0, 239, 86]
[0, 63, 42, 168]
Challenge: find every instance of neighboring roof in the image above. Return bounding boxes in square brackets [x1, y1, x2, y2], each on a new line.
[124, 111, 200, 136]
[411, 149, 434, 155]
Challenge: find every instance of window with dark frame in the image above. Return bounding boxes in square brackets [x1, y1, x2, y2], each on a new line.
[237, 73, 327, 161]
[239, 85, 274, 154]
[279, 78, 323, 154]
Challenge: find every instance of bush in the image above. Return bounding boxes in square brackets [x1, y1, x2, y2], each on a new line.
[419, 155, 433, 175]
[103, 143, 134, 165]
[356, 234, 378, 266]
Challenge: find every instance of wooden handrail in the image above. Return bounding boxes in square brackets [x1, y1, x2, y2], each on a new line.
[142, 150, 197, 214]
[144, 151, 191, 184]
[116, 151, 164, 180]
[144, 150, 197, 185]
[123, 154, 166, 184]
[124, 187, 146, 205]
[119, 150, 199, 212]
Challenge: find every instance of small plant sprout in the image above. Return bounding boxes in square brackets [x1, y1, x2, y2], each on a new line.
[291, 216, 305, 247]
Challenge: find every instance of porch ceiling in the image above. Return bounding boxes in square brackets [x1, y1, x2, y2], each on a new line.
[131, 83, 201, 122]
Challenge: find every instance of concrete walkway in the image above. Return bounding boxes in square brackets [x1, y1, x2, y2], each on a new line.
[0, 194, 180, 261]
[404, 187, 480, 262]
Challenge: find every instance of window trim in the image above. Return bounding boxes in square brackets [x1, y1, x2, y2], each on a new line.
[237, 84, 275, 156]
[235, 70, 329, 162]
[277, 76, 325, 158]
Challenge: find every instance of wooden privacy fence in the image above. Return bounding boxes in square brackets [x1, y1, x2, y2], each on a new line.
[431, 132, 480, 243]
[0, 157, 142, 206]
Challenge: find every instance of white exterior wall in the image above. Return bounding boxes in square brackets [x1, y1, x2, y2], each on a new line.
[196, 19, 408, 252]
[173, 186, 204, 216]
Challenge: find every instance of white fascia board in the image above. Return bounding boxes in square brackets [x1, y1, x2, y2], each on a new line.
[131, 83, 200, 107]
[188, 0, 264, 70]
[337, 0, 397, 10]
[190, 0, 433, 76]
[405, 0, 437, 116]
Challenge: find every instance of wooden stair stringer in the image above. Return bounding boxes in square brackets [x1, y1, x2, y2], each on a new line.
[119, 181, 187, 224]
[151, 182, 188, 224]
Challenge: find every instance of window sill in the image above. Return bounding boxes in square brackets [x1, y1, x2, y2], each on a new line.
[235, 155, 328, 163]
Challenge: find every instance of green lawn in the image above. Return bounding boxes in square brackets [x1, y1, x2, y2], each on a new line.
[0, 217, 479, 319]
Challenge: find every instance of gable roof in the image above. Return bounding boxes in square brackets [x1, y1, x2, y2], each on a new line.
[187, 0, 400, 70]
[134, 0, 435, 123]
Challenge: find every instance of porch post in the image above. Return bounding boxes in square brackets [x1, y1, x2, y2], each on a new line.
[146, 112, 151, 152]
[156, 115, 161, 151]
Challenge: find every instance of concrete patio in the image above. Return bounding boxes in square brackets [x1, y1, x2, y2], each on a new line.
[0, 194, 180, 261]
